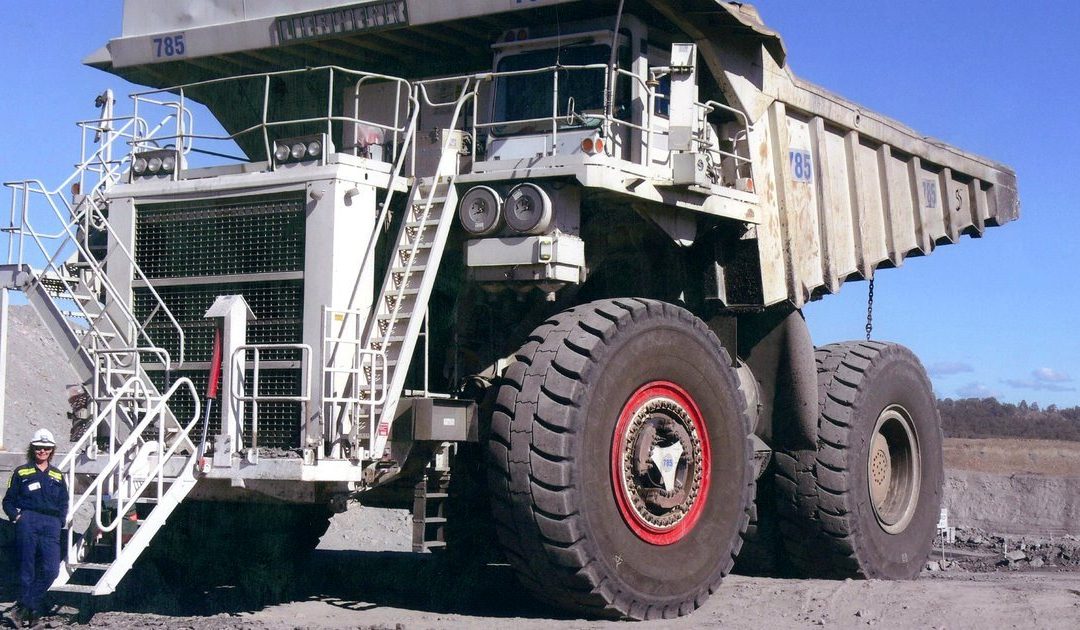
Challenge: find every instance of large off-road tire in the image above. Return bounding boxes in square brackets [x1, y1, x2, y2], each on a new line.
[776, 341, 944, 579]
[732, 466, 784, 576]
[487, 298, 754, 620]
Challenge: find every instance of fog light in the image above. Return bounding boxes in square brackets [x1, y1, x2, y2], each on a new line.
[274, 144, 291, 162]
[133, 157, 148, 175]
[458, 186, 503, 236]
[505, 183, 552, 235]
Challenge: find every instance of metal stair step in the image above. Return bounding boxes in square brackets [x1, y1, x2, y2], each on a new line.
[421, 540, 447, 550]
[51, 584, 96, 594]
[71, 562, 111, 572]
[415, 516, 447, 525]
[425, 492, 449, 499]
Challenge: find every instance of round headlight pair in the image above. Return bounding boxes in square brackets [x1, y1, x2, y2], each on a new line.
[458, 183, 552, 236]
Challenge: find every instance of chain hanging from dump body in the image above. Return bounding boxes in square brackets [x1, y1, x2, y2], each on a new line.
[865, 277, 875, 341]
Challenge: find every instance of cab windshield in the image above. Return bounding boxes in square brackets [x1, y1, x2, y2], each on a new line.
[492, 43, 627, 136]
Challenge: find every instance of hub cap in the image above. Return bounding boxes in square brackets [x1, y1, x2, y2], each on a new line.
[867, 404, 921, 534]
[612, 382, 711, 545]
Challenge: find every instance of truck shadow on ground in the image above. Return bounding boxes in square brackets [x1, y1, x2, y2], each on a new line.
[85, 549, 570, 621]
[305, 550, 569, 619]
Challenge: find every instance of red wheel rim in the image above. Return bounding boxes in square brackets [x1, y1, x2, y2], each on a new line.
[611, 381, 711, 545]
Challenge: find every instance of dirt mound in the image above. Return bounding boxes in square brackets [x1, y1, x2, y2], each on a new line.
[1, 304, 80, 452]
[944, 437, 1080, 476]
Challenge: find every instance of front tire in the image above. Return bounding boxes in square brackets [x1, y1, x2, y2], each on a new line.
[776, 341, 944, 579]
[486, 298, 753, 619]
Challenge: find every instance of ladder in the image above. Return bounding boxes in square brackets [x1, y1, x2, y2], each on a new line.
[51, 377, 203, 596]
[325, 81, 474, 464]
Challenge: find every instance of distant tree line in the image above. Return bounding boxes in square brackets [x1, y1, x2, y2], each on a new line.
[937, 398, 1080, 442]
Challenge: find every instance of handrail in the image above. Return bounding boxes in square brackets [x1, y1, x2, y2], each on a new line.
[128, 65, 415, 165]
[56, 376, 151, 475]
[5, 179, 186, 369]
[93, 378, 201, 533]
[230, 343, 313, 452]
[77, 378, 200, 533]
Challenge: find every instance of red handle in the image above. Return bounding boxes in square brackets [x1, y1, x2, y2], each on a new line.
[207, 327, 223, 400]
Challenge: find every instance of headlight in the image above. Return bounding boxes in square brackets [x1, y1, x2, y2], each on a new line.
[504, 183, 553, 235]
[272, 134, 334, 167]
[458, 186, 503, 236]
[130, 149, 180, 181]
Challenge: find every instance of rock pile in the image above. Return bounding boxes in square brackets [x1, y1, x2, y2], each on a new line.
[929, 527, 1080, 573]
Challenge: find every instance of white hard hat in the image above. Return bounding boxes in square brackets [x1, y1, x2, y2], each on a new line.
[30, 428, 56, 447]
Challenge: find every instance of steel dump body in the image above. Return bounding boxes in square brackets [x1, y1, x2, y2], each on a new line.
[88, 0, 1018, 309]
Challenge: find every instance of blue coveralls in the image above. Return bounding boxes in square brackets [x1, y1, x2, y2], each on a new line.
[3, 462, 68, 616]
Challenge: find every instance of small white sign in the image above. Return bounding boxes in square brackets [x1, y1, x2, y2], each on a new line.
[937, 507, 949, 529]
[442, 417, 456, 427]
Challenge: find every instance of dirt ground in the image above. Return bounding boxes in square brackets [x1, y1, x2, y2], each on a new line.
[5, 304, 1080, 628]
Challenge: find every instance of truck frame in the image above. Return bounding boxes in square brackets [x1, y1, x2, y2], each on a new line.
[0, 0, 1017, 620]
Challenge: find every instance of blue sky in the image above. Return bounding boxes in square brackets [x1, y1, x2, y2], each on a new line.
[1, 2, 1077, 406]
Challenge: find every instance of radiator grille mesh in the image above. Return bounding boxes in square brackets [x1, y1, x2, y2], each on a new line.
[135, 193, 305, 278]
[149, 369, 303, 450]
[132, 191, 308, 450]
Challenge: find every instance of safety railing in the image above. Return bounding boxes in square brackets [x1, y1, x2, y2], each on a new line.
[128, 66, 415, 167]
[4, 175, 186, 371]
[322, 307, 387, 454]
[57, 376, 201, 563]
[418, 61, 754, 184]
[92, 347, 175, 409]
[230, 343, 313, 454]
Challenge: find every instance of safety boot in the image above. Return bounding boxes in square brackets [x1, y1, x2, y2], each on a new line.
[4, 604, 27, 628]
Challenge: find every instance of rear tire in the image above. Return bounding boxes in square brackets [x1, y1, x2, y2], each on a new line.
[776, 341, 943, 579]
[486, 298, 754, 619]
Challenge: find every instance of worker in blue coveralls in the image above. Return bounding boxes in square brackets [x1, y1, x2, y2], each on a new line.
[3, 429, 68, 628]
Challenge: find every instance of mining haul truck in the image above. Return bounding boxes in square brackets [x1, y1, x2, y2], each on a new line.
[0, 0, 1017, 620]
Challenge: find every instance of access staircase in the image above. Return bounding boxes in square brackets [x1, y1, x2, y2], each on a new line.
[51, 377, 202, 595]
[324, 80, 475, 466]
[3, 104, 198, 596]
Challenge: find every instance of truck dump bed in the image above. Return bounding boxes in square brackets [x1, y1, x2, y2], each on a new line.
[86, 0, 1018, 308]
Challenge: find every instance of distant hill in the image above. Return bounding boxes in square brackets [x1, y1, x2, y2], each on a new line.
[938, 398, 1080, 443]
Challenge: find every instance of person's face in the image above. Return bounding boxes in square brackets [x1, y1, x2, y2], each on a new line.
[33, 446, 53, 465]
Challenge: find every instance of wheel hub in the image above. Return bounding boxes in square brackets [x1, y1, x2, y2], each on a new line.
[613, 382, 711, 545]
[867, 405, 921, 534]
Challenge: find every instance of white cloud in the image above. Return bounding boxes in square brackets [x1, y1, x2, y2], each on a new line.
[926, 361, 974, 377]
[1033, 367, 1071, 383]
[955, 382, 999, 399]
[1003, 378, 1076, 393]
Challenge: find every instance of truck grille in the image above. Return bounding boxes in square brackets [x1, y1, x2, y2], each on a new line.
[135, 193, 305, 278]
[149, 369, 304, 449]
[133, 191, 307, 450]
